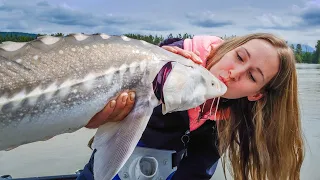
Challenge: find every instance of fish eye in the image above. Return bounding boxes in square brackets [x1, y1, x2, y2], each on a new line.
[211, 82, 215, 86]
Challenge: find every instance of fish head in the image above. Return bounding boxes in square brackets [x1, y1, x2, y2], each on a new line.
[160, 61, 227, 114]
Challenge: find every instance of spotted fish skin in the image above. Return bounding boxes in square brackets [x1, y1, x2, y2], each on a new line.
[0, 33, 170, 149]
[0, 33, 227, 180]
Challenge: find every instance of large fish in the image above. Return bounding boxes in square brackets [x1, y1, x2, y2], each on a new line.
[0, 33, 227, 179]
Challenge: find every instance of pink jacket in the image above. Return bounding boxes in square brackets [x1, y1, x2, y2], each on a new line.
[183, 35, 224, 67]
[183, 35, 229, 131]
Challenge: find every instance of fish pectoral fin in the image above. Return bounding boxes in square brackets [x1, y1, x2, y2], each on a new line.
[91, 121, 123, 180]
[92, 121, 121, 148]
[91, 101, 155, 180]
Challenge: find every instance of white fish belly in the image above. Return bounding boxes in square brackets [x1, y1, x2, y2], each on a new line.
[92, 82, 160, 180]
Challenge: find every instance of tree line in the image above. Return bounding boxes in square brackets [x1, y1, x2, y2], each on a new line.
[290, 43, 319, 64]
[1, 32, 319, 64]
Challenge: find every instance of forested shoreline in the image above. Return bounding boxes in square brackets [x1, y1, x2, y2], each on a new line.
[1, 32, 319, 64]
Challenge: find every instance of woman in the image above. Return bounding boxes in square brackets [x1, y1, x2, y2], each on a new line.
[81, 33, 304, 180]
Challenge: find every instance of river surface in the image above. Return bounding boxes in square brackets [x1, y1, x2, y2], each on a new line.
[0, 63, 319, 179]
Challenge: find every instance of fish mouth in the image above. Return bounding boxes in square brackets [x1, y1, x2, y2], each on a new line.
[215, 76, 228, 96]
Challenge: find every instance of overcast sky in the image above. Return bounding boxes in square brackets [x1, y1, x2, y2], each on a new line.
[0, 0, 319, 47]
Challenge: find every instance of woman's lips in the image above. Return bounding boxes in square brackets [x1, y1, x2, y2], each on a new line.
[219, 76, 228, 85]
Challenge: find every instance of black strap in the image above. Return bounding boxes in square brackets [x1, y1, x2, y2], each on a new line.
[171, 149, 186, 168]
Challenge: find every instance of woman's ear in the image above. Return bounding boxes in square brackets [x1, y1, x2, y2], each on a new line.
[247, 93, 264, 101]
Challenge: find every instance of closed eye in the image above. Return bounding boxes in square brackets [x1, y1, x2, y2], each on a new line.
[237, 53, 256, 82]
[248, 72, 256, 82]
[237, 53, 243, 62]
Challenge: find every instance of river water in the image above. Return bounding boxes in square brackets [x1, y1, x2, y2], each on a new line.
[0, 64, 319, 180]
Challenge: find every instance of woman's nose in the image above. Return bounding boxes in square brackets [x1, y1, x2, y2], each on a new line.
[229, 68, 245, 81]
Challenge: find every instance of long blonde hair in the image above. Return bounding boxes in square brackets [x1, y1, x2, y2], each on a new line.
[207, 33, 305, 180]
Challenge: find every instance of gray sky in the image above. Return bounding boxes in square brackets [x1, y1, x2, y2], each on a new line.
[0, 0, 319, 47]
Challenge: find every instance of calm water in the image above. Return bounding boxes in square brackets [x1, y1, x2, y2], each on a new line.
[0, 64, 319, 179]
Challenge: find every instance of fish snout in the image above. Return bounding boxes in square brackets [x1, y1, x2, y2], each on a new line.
[206, 74, 228, 99]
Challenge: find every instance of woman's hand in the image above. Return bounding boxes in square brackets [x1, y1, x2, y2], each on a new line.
[85, 90, 136, 129]
[162, 45, 203, 64]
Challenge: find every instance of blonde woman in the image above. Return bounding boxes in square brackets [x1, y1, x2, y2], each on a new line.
[80, 33, 304, 180]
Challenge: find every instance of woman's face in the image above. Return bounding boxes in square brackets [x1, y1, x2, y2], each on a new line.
[209, 39, 280, 101]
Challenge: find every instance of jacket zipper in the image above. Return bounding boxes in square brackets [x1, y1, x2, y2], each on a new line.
[181, 130, 190, 157]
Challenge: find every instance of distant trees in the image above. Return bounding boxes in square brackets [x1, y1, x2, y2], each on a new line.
[1, 32, 319, 64]
[314, 40, 320, 64]
[124, 33, 165, 45]
[291, 41, 320, 64]
[124, 33, 194, 45]
[0, 33, 34, 43]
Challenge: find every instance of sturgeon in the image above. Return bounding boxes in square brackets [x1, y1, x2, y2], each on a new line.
[0, 33, 227, 179]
